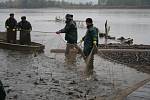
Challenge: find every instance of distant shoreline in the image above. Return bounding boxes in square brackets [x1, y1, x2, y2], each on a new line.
[62, 5, 150, 9]
[0, 6, 150, 9]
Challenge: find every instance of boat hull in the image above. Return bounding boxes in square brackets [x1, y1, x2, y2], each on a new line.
[0, 40, 45, 53]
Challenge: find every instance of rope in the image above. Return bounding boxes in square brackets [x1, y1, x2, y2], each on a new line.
[16, 29, 59, 34]
[32, 30, 56, 34]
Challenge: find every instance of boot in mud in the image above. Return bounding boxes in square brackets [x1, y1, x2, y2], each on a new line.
[85, 55, 94, 79]
[65, 44, 78, 65]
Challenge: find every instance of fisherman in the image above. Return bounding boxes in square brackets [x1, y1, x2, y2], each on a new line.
[0, 80, 6, 100]
[18, 16, 32, 45]
[5, 13, 17, 43]
[56, 14, 78, 64]
[80, 18, 98, 75]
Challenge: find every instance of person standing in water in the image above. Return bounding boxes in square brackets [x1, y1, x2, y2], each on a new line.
[81, 18, 98, 75]
[56, 14, 78, 64]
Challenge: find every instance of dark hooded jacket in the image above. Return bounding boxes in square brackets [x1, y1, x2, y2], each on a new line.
[83, 24, 98, 56]
[18, 20, 32, 45]
[59, 20, 77, 44]
[5, 17, 17, 30]
[5, 17, 17, 43]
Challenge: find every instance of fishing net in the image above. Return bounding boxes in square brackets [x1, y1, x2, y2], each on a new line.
[47, 21, 150, 100]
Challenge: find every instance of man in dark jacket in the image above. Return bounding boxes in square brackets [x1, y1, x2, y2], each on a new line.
[5, 13, 17, 43]
[0, 80, 6, 100]
[18, 16, 32, 45]
[56, 14, 78, 63]
[81, 18, 98, 75]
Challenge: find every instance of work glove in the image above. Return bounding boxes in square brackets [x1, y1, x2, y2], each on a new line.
[78, 39, 84, 47]
[79, 39, 83, 44]
[56, 31, 60, 34]
[6, 26, 9, 29]
[80, 39, 83, 43]
[93, 41, 98, 54]
[80, 37, 85, 43]
[12, 29, 16, 31]
[93, 41, 97, 46]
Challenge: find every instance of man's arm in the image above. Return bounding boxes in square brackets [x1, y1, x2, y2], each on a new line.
[5, 19, 9, 29]
[29, 22, 32, 31]
[91, 29, 98, 53]
[56, 24, 68, 34]
[59, 24, 70, 33]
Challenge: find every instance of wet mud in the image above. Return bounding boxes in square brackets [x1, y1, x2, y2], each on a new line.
[0, 48, 149, 100]
[98, 44, 150, 74]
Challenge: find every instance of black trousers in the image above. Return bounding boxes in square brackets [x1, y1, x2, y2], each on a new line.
[20, 31, 31, 45]
[7, 30, 16, 43]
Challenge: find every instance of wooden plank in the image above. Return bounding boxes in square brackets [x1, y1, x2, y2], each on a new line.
[50, 48, 150, 53]
[98, 49, 150, 52]
[50, 49, 65, 53]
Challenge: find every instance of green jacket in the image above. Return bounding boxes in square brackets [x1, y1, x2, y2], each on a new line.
[83, 24, 98, 56]
[59, 20, 77, 44]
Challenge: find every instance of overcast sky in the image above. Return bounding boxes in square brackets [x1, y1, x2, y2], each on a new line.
[0, 0, 98, 4]
[63, 0, 97, 4]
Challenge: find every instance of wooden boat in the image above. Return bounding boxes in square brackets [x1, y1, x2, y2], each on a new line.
[0, 40, 45, 53]
[0, 32, 45, 53]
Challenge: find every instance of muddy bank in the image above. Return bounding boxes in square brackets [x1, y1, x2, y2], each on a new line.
[98, 44, 150, 74]
[98, 50, 150, 74]
[0, 50, 115, 100]
[0, 48, 149, 100]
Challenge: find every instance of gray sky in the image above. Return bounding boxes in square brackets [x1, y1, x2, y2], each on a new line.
[0, 0, 6, 1]
[63, 0, 97, 4]
[0, 0, 98, 4]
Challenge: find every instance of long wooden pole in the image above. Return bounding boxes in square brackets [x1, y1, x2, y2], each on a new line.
[105, 20, 108, 45]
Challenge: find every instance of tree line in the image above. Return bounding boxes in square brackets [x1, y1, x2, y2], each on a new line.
[0, 0, 70, 8]
[105, 0, 150, 6]
[0, 0, 150, 8]
[0, 0, 94, 8]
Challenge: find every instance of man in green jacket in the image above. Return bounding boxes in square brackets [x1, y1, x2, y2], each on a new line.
[56, 14, 78, 63]
[81, 18, 98, 75]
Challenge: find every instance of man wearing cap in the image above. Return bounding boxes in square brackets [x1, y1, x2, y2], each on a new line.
[81, 18, 98, 75]
[56, 14, 78, 62]
[18, 16, 32, 45]
[5, 13, 17, 43]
